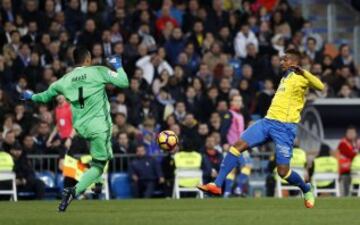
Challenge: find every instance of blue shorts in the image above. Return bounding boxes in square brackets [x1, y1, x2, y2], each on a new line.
[241, 118, 297, 165]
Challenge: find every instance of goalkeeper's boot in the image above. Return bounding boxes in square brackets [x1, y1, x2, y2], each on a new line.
[92, 183, 103, 199]
[304, 183, 315, 208]
[197, 183, 222, 196]
[58, 187, 75, 212]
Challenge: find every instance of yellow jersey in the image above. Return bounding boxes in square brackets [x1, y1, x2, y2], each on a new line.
[266, 70, 324, 123]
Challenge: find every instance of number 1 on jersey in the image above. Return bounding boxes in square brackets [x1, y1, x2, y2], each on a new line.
[78, 87, 85, 108]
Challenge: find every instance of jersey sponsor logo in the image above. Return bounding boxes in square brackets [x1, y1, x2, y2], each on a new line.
[71, 74, 87, 82]
[108, 70, 117, 77]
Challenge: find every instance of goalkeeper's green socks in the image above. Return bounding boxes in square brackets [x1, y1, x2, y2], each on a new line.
[75, 166, 103, 196]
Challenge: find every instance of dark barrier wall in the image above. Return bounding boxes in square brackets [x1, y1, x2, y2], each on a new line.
[306, 99, 360, 139]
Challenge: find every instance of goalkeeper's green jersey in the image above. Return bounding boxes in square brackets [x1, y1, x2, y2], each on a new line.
[32, 66, 129, 138]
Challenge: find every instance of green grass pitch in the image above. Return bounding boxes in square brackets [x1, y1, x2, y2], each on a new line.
[0, 198, 359, 225]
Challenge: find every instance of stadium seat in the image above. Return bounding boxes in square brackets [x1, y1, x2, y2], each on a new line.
[276, 168, 305, 198]
[36, 171, 56, 188]
[350, 171, 360, 196]
[312, 172, 340, 197]
[172, 169, 204, 199]
[0, 171, 17, 201]
[36, 171, 59, 199]
[110, 173, 132, 199]
[248, 176, 266, 197]
[55, 174, 64, 192]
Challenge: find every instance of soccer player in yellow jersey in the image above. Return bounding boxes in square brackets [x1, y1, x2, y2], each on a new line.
[198, 49, 324, 208]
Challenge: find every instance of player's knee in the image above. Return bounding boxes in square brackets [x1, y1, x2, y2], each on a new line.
[233, 139, 249, 152]
[277, 166, 290, 178]
[91, 159, 107, 173]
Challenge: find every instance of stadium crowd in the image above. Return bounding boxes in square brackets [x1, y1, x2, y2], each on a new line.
[0, 0, 359, 199]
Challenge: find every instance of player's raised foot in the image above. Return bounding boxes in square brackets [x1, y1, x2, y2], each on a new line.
[304, 183, 315, 208]
[197, 183, 222, 196]
[58, 187, 76, 212]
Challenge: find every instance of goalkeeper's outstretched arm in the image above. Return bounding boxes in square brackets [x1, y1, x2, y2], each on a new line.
[105, 67, 129, 88]
[100, 56, 129, 88]
[31, 83, 59, 103]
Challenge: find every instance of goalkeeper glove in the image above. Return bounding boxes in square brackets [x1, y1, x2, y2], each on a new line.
[20, 90, 33, 100]
[107, 55, 122, 70]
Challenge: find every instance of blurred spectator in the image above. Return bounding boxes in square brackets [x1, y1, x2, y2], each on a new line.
[304, 37, 323, 63]
[205, 0, 229, 34]
[54, 95, 73, 140]
[164, 28, 185, 65]
[139, 117, 160, 156]
[203, 135, 223, 183]
[203, 41, 228, 75]
[10, 142, 45, 199]
[200, 86, 218, 122]
[333, 44, 356, 74]
[234, 23, 258, 58]
[129, 145, 164, 198]
[110, 92, 127, 117]
[2, 130, 17, 152]
[221, 95, 245, 145]
[33, 121, 52, 154]
[65, 0, 84, 38]
[161, 146, 176, 197]
[309, 144, 338, 193]
[156, 5, 178, 33]
[333, 66, 352, 93]
[337, 126, 360, 196]
[22, 134, 40, 155]
[337, 84, 358, 98]
[174, 101, 187, 123]
[76, 18, 101, 50]
[301, 21, 323, 51]
[113, 132, 136, 154]
[256, 79, 275, 117]
[181, 113, 198, 150]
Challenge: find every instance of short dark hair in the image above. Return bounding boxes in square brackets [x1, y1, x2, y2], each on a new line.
[285, 48, 301, 60]
[306, 37, 317, 44]
[73, 47, 90, 64]
[339, 43, 349, 51]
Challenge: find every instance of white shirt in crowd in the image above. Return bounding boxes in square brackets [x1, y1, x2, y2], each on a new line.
[136, 55, 174, 85]
[234, 30, 259, 58]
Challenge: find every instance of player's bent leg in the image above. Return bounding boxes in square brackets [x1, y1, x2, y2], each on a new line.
[75, 159, 106, 196]
[214, 140, 248, 186]
[277, 165, 315, 208]
[198, 119, 269, 195]
[58, 159, 107, 212]
[197, 139, 249, 196]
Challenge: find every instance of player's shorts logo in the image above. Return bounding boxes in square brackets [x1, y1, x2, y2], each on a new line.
[277, 144, 290, 158]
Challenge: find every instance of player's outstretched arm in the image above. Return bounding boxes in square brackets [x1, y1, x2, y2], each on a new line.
[103, 56, 129, 88]
[291, 65, 325, 91]
[29, 83, 59, 103]
[303, 70, 324, 91]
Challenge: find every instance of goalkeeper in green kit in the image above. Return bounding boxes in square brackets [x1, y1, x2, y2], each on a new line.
[21, 47, 129, 212]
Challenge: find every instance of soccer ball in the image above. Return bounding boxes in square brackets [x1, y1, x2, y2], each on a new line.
[157, 130, 178, 151]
